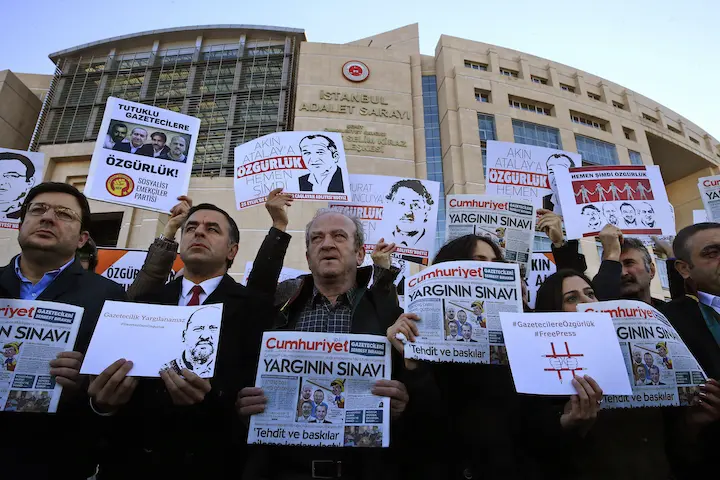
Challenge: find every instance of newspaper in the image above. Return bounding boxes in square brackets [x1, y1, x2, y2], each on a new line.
[404, 261, 522, 364]
[248, 331, 391, 447]
[577, 300, 707, 408]
[698, 175, 720, 222]
[446, 195, 535, 270]
[0, 300, 84, 413]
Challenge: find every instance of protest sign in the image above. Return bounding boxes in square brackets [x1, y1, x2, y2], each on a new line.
[360, 253, 410, 289]
[234, 132, 350, 209]
[0, 300, 83, 412]
[554, 165, 675, 239]
[698, 175, 720, 222]
[242, 261, 309, 285]
[0, 148, 44, 230]
[404, 261, 521, 364]
[446, 195, 535, 270]
[85, 97, 200, 213]
[577, 300, 707, 408]
[693, 209, 708, 223]
[329, 174, 441, 265]
[96, 248, 184, 291]
[81, 301, 223, 378]
[499, 312, 632, 395]
[248, 331, 391, 447]
[527, 252, 556, 309]
[485, 141, 580, 212]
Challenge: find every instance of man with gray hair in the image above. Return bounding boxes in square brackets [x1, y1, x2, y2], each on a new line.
[113, 127, 148, 154]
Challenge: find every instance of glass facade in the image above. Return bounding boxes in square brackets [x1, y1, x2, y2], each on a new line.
[575, 134, 619, 165]
[512, 119, 561, 149]
[628, 150, 643, 165]
[39, 37, 299, 177]
[478, 113, 496, 172]
[422, 75, 445, 250]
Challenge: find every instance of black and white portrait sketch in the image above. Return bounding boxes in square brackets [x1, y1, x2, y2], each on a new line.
[164, 306, 221, 377]
[0, 152, 37, 221]
[298, 134, 345, 193]
[382, 179, 435, 248]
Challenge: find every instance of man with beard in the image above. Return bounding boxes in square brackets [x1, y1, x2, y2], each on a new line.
[113, 127, 148, 155]
[620, 202, 638, 228]
[137, 132, 170, 158]
[0, 182, 126, 478]
[160, 136, 188, 163]
[603, 204, 620, 226]
[383, 179, 434, 248]
[639, 202, 656, 228]
[581, 204, 603, 231]
[103, 122, 128, 149]
[542, 153, 573, 214]
[164, 306, 220, 377]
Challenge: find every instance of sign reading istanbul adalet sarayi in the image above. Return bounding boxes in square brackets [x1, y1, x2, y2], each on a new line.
[85, 97, 200, 214]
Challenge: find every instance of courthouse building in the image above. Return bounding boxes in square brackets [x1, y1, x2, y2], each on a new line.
[2, 23, 719, 298]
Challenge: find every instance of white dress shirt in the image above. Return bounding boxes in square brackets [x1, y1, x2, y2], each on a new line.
[179, 276, 223, 306]
[697, 291, 720, 315]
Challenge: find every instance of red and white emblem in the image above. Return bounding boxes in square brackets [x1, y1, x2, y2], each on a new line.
[342, 61, 370, 82]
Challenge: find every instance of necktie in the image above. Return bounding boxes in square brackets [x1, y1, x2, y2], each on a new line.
[187, 285, 204, 306]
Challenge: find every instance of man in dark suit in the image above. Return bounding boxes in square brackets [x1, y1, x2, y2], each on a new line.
[113, 127, 148, 155]
[136, 132, 170, 158]
[0, 182, 126, 479]
[89, 197, 282, 479]
[297, 134, 345, 193]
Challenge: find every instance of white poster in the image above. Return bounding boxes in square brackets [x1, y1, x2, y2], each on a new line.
[96, 248, 184, 291]
[578, 300, 708, 408]
[445, 195, 535, 270]
[81, 301, 223, 378]
[242, 261, 309, 285]
[698, 176, 720, 223]
[499, 311, 632, 395]
[329, 174, 441, 265]
[0, 300, 83, 412]
[527, 252, 557, 309]
[693, 209, 709, 224]
[360, 253, 410, 288]
[555, 165, 675, 240]
[248, 331, 391, 447]
[485, 141, 580, 212]
[404, 261, 522, 364]
[85, 97, 200, 213]
[234, 131, 350, 209]
[0, 148, 45, 230]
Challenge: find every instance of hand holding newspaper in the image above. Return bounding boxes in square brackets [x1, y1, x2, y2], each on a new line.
[248, 332, 392, 447]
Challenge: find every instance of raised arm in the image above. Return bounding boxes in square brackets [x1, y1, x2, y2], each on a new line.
[538, 209, 588, 274]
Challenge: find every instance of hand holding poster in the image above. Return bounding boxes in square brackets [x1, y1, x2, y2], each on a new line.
[499, 312, 632, 395]
[360, 252, 411, 289]
[484, 141, 580, 212]
[698, 175, 720, 222]
[577, 300, 707, 408]
[85, 97, 200, 213]
[248, 331, 391, 447]
[329, 174, 441, 265]
[97, 248, 184, 291]
[0, 148, 45, 229]
[554, 165, 675, 239]
[0, 300, 83, 413]
[234, 132, 350, 209]
[403, 261, 522, 364]
[81, 301, 223, 378]
[445, 195, 536, 270]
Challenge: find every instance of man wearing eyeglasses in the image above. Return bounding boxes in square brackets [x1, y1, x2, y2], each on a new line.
[0, 182, 126, 479]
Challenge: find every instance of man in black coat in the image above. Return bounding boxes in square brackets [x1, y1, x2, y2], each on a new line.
[0, 182, 126, 479]
[88, 199, 280, 479]
[112, 127, 148, 155]
[136, 131, 170, 158]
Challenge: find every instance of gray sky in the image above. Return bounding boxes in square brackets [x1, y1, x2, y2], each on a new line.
[2, 0, 718, 139]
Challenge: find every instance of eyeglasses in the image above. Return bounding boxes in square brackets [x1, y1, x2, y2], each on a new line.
[26, 202, 81, 223]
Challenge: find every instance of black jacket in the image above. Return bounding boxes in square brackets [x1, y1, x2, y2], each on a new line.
[298, 167, 344, 193]
[112, 142, 139, 154]
[0, 257, 126, 479]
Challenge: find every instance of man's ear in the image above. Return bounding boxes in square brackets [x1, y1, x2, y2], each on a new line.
[649, 261, 656, 280]
[674, 259, 692, 280]
[77, 231, 90, 249]
[356, 245, 366, 267]
[227, 243, 239, 263]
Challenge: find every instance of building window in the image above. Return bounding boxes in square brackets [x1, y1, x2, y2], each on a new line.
[512, 119, 561, 149]
[509, 96, 552, 116]
[623, 127, 636, 141]
[667, 124, 682, 135]
[475, 89, 491, 103]
[560, 84, 575, 93]
[571, 111, 608, 131]
[531, 75, 548, 85]
[642, 113, 659, 123]
[500, 68, 519, 78]
[464, 60, 488, 71]
[612, 101, 625, 110]
[423, 76, 445, 251]
[478, 113, 497, 171]
[576, 134, 619, 165]
[628, 150, 643, 165]
[690, 136, 700, 145]
[587, 92, 602, 101]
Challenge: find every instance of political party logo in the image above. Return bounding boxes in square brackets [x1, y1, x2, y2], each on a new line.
[342, 61, 370, 82]
[106, 173, 134, 197]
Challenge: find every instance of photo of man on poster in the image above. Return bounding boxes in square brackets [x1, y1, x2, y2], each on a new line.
[382, 179, 434, 247]
[298, 134, 345, 193]
[161, 136, 188, 163]
[163, 306, 220, 377]
[104, 122, 128, 149]
[0, 152, 36, 220]
[542, 153, 573, 213]
[114, 127, 148, 154]
[137, 132, 170, 158]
